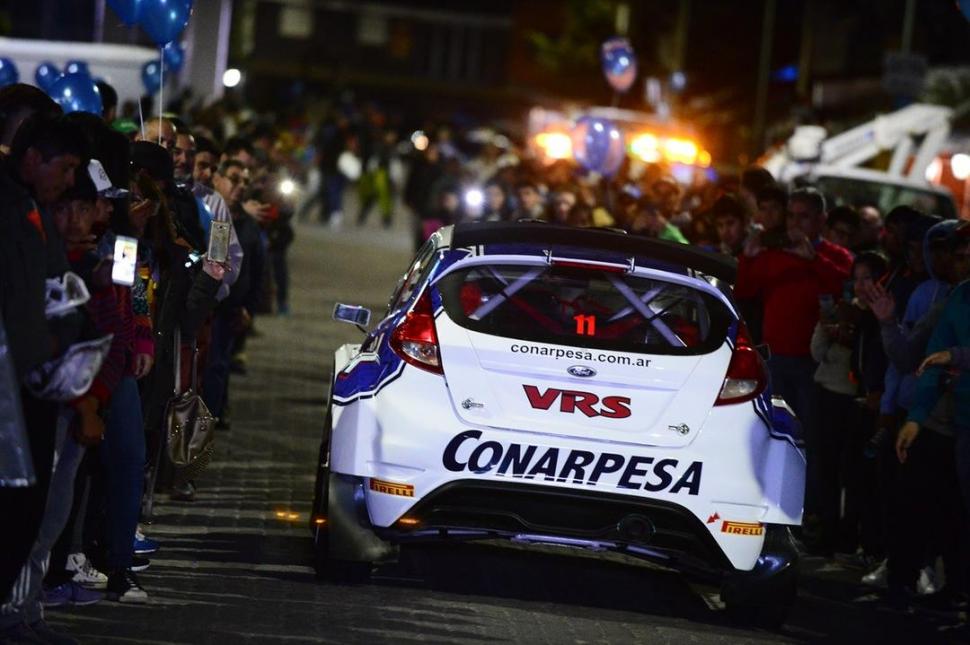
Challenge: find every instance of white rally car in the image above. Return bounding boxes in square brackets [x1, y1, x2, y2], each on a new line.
[313, 222, 805, 626]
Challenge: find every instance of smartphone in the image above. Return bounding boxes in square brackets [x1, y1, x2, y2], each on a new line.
[111, 236, 138, 286]
[208, 220, 231, 264]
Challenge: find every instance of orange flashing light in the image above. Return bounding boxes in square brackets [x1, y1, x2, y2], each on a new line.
[397, 517, 420, 526]
[664, 138, 699, 165]
[535, 132, 572, 160]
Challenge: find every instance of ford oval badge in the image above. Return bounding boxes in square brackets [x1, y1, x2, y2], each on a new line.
[567, 365, 597, 378]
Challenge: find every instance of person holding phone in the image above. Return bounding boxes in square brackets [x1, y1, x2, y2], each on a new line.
[130, 144, 223, 520]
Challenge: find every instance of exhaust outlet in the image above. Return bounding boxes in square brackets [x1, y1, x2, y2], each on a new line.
[617, 514, 655, 542]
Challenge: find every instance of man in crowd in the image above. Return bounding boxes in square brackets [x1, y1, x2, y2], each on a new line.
[204, 160, 264, 436]
[855, 204, 883, 253]
[513, 179, 546, 220]
[173, 126, 243, 294]
[735, 187, 853, 517]
[824, 205, 861, 253]
[711, 194, 748, 256]
[0, 113, 91, 644]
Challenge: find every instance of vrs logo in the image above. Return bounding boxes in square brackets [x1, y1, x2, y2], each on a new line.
[523, 385, 631, 419]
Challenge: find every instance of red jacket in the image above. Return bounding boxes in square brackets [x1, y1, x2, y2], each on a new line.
[735, 240, 852, 358]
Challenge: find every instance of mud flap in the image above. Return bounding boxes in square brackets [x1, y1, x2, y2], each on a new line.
[328, 473, 398, 564]
[720, 524, 798, 606]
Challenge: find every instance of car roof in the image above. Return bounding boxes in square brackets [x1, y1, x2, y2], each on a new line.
[447, 222, 737, 284]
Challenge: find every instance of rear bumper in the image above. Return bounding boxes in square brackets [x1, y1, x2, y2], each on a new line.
[370, 479, 736, 576]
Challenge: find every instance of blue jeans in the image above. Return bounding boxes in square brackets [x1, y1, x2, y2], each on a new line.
[768, 355, 819, 513]
[101, 377, 145, 571]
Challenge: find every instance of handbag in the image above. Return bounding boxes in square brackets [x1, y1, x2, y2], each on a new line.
[164, 327, 215, 478]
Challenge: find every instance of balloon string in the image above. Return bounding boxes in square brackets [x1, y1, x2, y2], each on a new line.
[138, 96, 145, 139]
[158, 47, 163, 146]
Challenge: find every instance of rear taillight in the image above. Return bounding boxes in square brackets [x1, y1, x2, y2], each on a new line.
[390, 291, 443, 374]
[714, 322, 767, 406]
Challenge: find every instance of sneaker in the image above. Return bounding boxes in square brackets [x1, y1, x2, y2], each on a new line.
[170, 480, 196, 502]
[133, 530, 159, 555]
[917, 565, 939, 596]
[66, 552, 108, 590]
[42, 581, 103, 607]
[129, 555, 150, 572]
[862, 559, 888, 587]
[106, 569, 148, 604]
[28, 620, 80, 645]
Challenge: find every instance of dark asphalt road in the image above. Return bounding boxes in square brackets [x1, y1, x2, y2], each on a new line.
[49, 222, 964, 644]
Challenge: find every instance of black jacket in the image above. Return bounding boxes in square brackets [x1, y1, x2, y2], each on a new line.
[0, 165, 82, 380]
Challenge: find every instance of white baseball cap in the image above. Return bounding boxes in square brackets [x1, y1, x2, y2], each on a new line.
[88, 159, 129, 198]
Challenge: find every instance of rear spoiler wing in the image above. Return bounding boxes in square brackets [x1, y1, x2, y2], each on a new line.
[451, 222, 737, 284]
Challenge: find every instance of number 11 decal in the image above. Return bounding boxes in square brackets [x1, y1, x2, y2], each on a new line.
[574, 314, 596, 336]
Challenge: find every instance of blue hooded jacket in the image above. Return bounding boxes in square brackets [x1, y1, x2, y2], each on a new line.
[908, 280, 970, 430]
[881, 220, 959, 413]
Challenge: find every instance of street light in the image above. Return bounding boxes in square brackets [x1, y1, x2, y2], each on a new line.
[223, 68, 242, 88]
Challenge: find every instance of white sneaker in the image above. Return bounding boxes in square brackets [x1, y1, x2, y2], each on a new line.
[862, 559, 888, 587]
[66, 553, 108, 590]
[917, 566, 939, 595]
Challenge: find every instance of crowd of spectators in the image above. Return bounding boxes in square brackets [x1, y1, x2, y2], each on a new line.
[0, 81, 294, 644]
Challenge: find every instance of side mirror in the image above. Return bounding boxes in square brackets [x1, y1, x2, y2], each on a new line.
[333, 303, 372, 330]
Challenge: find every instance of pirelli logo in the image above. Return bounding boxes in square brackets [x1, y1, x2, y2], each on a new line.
[369, 478, 414, 497]
[721, 520, 764, 536]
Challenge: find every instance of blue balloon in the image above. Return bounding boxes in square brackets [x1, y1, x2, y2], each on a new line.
[65, 60, 90, 76]
[601, 37, 637, 93]
[107, 0, 146, 26]
[141, 60, 163, 94]
[139, 0, 193, 46]
[162, 42, 185, 73]
[34, 62, 61, 92]
[0, 58, 19, 88]
[48, 73, 103, 115]
[571, 116, 625, 176]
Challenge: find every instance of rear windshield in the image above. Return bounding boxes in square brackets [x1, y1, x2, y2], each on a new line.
[438, 263, 732, 356]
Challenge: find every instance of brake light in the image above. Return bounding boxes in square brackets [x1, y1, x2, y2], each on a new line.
[390, 291, 443, 374]
[714, 323, 767, 405]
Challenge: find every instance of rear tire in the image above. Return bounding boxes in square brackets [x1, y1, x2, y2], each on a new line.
[722, 572, 796, 630]
[312, 522, 372, 584]
[310, 402, 372, 583]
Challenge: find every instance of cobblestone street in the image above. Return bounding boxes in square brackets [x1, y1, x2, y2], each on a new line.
[47, 223, 959, 644]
